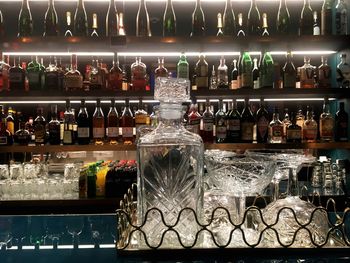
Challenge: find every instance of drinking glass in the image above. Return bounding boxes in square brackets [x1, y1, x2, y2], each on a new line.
[88, 216, 105, 248]
[10, 163, 24, 181]
[64, 216, 84, 248]
[11, 216, 29, 249]
[44, 216, 66, 248]
[0, 217, 12, 250]
[0, 165, 9, 200]
[29, 216, 45, 249]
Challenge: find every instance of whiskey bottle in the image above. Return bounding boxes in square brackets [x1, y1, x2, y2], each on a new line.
[131, 57, 147, 91]
[209, 65, 217, 90]
[191, 0, 205, 36]
[299, 56, 315, 88]
[14, 115, 30, 145]
[120, 99, 134, 145]
[259, 51, 274, 89]
[177, 53, 189, 79]
[226, 99, 241, 143]
[107, 99, 119, 145]
[43, 0, 59, 37]
[299, 0, 313, 35]
[223, 0, 236, 36]
[319, 97, 334, 142]
[296, 106, 305, 133]
[93, 99, 105, 145]
[163, 0, 176, 36]
[27, 56, 42, 90]
[240, 98, 255, 143]
[283, 52, 296, 89]
[335, 102, 349, 141]
[109, 56, 123, 91]
[74, 0, 88, 37]
[256, 100, 269, 143]
[201, 100, 214, 143]
[195, 55, 209, 89]
[77, 99, 90, 145]
[0, 106, 12, 146]
[336, 54, 350, 88]
[217, 56, 228, 89]
[18, 0, 33, 37]
[286, 112, 302, 143]
[134, 100, 149, 138]
[303, 106, 318, 142]
[0, 53, 10, 92]
[106, 0, 118, 37]
[230, 59, 239, 89]
[136, 0, 151, 37]
[64, 54, 83, 91]
[48, 104, 61, 145]
[45, 56, 59, 90]
[155, 57, 168, 79]
[63, 100, 75, 145]
[6, 107, 15, 136]
[282, 108, 292, 140]
[34, 107, 47, 145]
[317, 56, 332, 88]
[187, 99, 201, 135]
[215, 99, 227, 143]
[269, 108, 283, 144]
[9, 57, 25, 91]
[247, 0, 261, 36]
[89, 57, 103, 90]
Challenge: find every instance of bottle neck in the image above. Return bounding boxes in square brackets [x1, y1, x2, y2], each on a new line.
[304, 0, 311, 8]
[340, 103, 345, 111]
[78, 0, 84, 8]
[48, 0, 54, 7]
[196, 0, 201, 9]
[250, 0, 257, 8]
[323, 102, 330, 113]
[273, 112, 280, 121]
[306, 110, 313, 120]
[158, 104, 184, 127]
[22, 0, 29, 8]
[279, 0, 287, 8]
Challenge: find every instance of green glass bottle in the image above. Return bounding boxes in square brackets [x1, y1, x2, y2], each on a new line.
[106, 0, 118, 37]
[247, 0, 261, 36]
[299, 0, 314, 35]
[27, 56, 42, 90]
[163, 0, 176, 36]
[191, 0, 205, 36]
[239, 51, 253, 88]
[259, 51, 274, 88]
[223, 0, 236, 36]
[276, 0, 291, 34]
[74, 0, 88, 37]
[44, 0, 59, 37]
[177, 53, 189, 79]
[136, 0, 151, 37]
[18, 0, 33, 37]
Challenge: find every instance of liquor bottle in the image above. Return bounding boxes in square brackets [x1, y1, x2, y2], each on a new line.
[9, 57, 25, 91]
[118, 12, 126, 36]
[74, 0, 88, 37]
[18, 0, 33, 37]
[256, 100, 269, 143]
[64, 54, 83, 91]
[269, 108, 283, 143]
[319, 97, 334, 141]
[226, 99, 241, 143]
[313, 11, 320, 35]
[89, 57, 103, 90]
[187, 99, 201, 135]
[201, 100, 214, 143]
[48, 104, 61, 145]
[321, 0, 333, 35]
[252, 58, 260, 89]
[296, 106, 305, 130]
[93, 99, 105, 145]
[276, 0, 291, 34]
[259, 51, 274, 88]
[45, 56, 59, 90]
[131, 57, 147, 91]
[283, 51, 296, 89]
[286, 112, 302, 143]
[77, 100, 90, 145]
[155, 57, 168, 79]
[303, 106, 318, 142]
[336, 53, 350, 88]
[63, 100, 75, 145]
[262, 13, 269, 36]
[25, 116, 35, 142]
[318, 56, 332, 88]
[134, 100, 149, 138]
[27, 56, 42, 90]
[247, 0, 261, 36]
[223, 0, 236, 36]
[0, 106, 12, 146]
[177, 53, 189, 79]
[107, 99, 119, 145]
[0, 53, 10, 92]
[44, 0, 59, 37]
[216, 13, 224, 36]
[299, 56, 315, 88]
[209, 65, 217, 90]
[5, 107, 14, 136]
[230, 59, 239, 90]
[217, 56, 228, 89]
[335, 0, 348, 35]
[236, 13, 246, 37]
[109, 56, 123, 91]
[34, 107, 46, 145]
[282, 108, 292, 140]
[0, 8, 4, 37]
[240, 52, 253, 88]
[299, 0, 314, 35]
[99, 59, 108, 90]
[91, 13, 99, 37]
[64, 11, 73, 37]
[14, 115, 30, 145]
[163, 0, 176, 36]
[195, 55, 209, 89]
[136, 0, 151, 37]
[335, 102, 349, 141]
[106, 0, 118, 37]
[191, 0, 205, 36]
[120, 99, 134, 145]
[215, 100, 227, 143]
[240, 98, 255, 143]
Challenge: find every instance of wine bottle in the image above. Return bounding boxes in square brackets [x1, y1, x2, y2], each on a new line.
[201, 100, 214, 143]
[256, 99, 269, 143]
[0, 8, 4, 37]
[335, 0, 348, 35]
[107, 99, 119, 145]
[34, 107, 46, 145]
[48, 104, 61, 145]
[215, 100, 227, 143]
[223, 0, 236, 36]
[283, 51, 296, 89]
[63, 100, 75, 145]
[74, 0, 88, 37]
[321, 0, 333, 35]
[276, 0, 291, 34]
[240, 52, 253, 88]
[163, 0, 176, 36]
[240, 98, 255, 143]
[18, 0, 33, 37]
[335, 102, 349, 142]
[259, 51, 274, 88]
[226, 99, 241, 143]
[91, 13, 99, 37]
[299, 0, 314, 35]
[44, 0, 59, 37]
[177, 53, 189, 79]
[191, 0, 205, 36]
[77, 99, 90, 145]
[106, 0, 118, 37]
[93, 99, 105, 145]
[64, 12, 73, 37]
[120, 99, 134, 145]
[136, 0, 152, 37]
[247, 0, 261, 36]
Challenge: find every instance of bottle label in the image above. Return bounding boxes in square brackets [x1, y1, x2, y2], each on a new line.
[122, 127, 133, 138]
[257, 117, 269, 138]
[7, 122, 14, 135]
[200, 65, 207, 77]
[93, 127, 104, 138]
[78, 127, 90, 138]
[231, 80, 238, 90]
[271, 126, 283, 138]
[313, 26, 320, 35]
[216, 126, 227, 139]
[320, 119, 334, 138]
[203, 119, 214, 132]
[335, 11, 347, 35]
[241, 122, 254, 141]
[228, 119, 240, 131]
[240, 73, 251, 87]
[27, 72, 41, 85]
[34, 125, 46, 143]
[177, 66, 189, 79]
[0, 136, 7, 145]
[283, 73, 296, 88]
[64, 75, 83, 90]
[9, 72, 24, 83]
[300, 68, 315, 87]
[287, 128, 302, 140]
[63, 130, 73, 144]
[135, 115, 148, 126]
[90, 73, 102, 87]
[196, 76, 208, 88]
[107, 127, 119, 137]
[303, 127, 318, 140]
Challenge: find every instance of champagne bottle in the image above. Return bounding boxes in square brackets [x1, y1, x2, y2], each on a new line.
[247, 0, 261, 36]
[74, 0, 88, 37]
[321, 0, 333, 35]
[240, 51, 253, 88]
[299, 0, 314, 35]
[106, 0, 118, 37]
[259, 51, 274, 88]
[136, 0, 152, 37]
[191, 0, 205, 36]
[163, 0, 176, 36]
[18, 0, 33, 37]
[44, 0, 59, 37]
[276, 0, 291, 34]
[91, 13, 99, 37]
[216, 13, 224, 36]
[223, 0, 236, 36]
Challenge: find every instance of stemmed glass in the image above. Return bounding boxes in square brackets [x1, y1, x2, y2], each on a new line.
[64, 216, 84, 248]
[29, 216, 45, 249]
[11, 216, 29, 249]
[0, 217, 12, 250]
[44, 216, 66, 248]
[0, 165, 9, 200]
[88, 216, 105, 248]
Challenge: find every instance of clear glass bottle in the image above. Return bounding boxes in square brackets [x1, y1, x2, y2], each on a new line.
[64, 54, 83, 91]
[269, 108, 283, 143]
[137, 77, 203, 248]
[319, 97, 334, 142]
[136, 0, 151, 37]
[155, 57, 168, 79]
[303, 106, 318, 142]
[217, 56, 228, 89]
[93, 99, 105, 145]
[299, 56, 315, 88]
[336, 53, 350, 88]
[318, 56, 332, 88]
[335, 0, 348, 35]
[131, 57, 147, 91]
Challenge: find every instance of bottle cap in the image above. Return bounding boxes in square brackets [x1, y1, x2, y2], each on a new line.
[154, 77, 190, 103]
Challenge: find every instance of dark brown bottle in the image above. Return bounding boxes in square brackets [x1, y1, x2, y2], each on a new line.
[226, 99, 241, 143]
[77, 99, 90, 145]
[335, 102, 349, 142]
[120, 99, 134, 145]
[63, 100, 75, 145]
[286, 112, 302, 143]
[107, 99, 119, 145]
[200, 100, 214, 143]
[93, 99, 105, 145]
[34, 107, 47, 145]
[215, 99, 227, 143]
[240, 98, 255, 143]
[9, 57, 25, 91]
[0, 105, 13, 145]
[256, 100, 269, 143]
[14, 115, 30, 145]
[48, 104, 61, 145]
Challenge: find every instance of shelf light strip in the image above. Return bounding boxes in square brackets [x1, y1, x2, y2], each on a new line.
[0, 0, 325, 2]
[2, 51, 337, 57]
